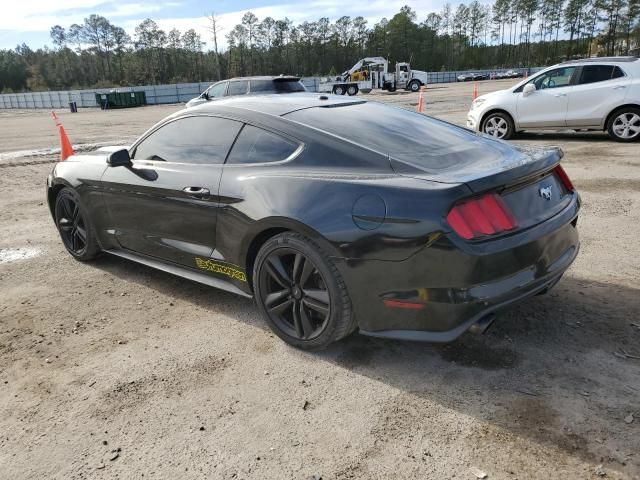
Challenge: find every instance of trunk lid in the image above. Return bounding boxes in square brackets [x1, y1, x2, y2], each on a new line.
[391, 143, 572, 234]
[390, 141, 563, 191]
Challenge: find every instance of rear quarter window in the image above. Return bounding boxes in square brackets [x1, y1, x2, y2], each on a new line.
[227, 125, 299, 164]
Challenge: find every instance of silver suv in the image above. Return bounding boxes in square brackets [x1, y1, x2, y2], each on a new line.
[186, 76, 306, 108]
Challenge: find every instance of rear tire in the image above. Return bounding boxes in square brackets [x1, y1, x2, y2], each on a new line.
[346, 84, 358, 96]
[253, 232, 355, 350]
[607, 107, 640, 142]
[333, 85, 346, 95]
[54, 187, 100, 261]
[481, 112, 515, 140]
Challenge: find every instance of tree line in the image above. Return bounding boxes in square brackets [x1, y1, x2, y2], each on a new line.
[1, 1, 638, 93]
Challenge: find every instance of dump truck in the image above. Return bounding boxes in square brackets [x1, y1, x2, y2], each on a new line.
[318, 57, 428, 95]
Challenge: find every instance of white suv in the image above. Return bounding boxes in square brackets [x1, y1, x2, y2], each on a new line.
[467, 57, 640, 142]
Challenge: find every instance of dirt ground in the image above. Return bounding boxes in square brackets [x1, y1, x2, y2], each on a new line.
[1, 80, 639, 479]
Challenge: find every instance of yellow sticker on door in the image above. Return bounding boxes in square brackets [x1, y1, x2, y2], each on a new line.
[195, 257, 247, 282]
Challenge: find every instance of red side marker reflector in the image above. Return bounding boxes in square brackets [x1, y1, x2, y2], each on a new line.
[383, 299, 425, 310]
[447, 193, 517, 240]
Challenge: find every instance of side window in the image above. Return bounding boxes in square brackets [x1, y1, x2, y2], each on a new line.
[530, 66, 576, 90]
[208, 82, 227, 98]
[249, 80, 273, 92]
[132, 116, 242, 164]
[579, 65, 616, 84]
[227, 125, 299, 164]
[226, 81, 249, 96]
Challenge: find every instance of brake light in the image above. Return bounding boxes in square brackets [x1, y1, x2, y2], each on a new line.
[446, 193, 517, 240]
[554, 164, 574, 192]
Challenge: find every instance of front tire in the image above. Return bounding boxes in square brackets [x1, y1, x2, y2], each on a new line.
[607, 107, 640, 142]
[54, 187, 100, 261]
[481, 112, 515, 140]
[253, 232, 355, 350]
[408, 80, 421, 92]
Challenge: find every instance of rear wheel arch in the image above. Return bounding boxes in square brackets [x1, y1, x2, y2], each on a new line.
[243, 220, 341, 289]
[604, 104, 640, 130]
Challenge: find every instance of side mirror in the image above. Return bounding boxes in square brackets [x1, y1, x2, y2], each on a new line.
[202, 91, 209, 100]
[107, 148, 132, 167]
[523, 84, 536, 97]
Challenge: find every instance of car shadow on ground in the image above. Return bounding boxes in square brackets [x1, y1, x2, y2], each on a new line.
[92, 254, 639, 473]
[514, 131, 612, 142]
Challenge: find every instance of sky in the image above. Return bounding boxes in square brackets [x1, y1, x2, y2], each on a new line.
[0, 0, 464, 51]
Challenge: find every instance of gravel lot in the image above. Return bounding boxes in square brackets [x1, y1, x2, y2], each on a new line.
[1, 80, 639, 479]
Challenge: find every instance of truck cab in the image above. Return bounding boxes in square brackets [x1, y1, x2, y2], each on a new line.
[395, 62, 428, 92]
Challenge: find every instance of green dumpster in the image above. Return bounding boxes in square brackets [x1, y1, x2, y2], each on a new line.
[96, 91, 146, 109]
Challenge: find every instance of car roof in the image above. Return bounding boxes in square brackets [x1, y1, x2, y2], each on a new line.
[216, 75, 301, 82]
[561, 56, 638, 64]
[187, 92, 365, 117]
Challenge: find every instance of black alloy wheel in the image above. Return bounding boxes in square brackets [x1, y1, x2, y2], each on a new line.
[54, 188, 100, 261]
[259, 247, 329, 340]
[254, 232, 354, 350]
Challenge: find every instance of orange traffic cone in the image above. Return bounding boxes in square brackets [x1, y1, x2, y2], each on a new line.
[473, 82, 479, 100]
[417, 87, 424, 113]
[51, 111, 74, 161]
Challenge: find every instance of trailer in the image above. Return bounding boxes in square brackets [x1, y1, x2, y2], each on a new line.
[318, 57, 428, 95]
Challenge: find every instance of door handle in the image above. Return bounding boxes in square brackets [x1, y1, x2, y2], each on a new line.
[182, 186, 210, 199]
[554, 93, 567, 97]
[613, 85, 626, 90]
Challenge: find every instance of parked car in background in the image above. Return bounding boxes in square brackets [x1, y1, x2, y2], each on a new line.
[457, 72, 489, 82]
[186, 76, 306, 108]
[467, 57, 640, 142]
[495, 70, 524, 79]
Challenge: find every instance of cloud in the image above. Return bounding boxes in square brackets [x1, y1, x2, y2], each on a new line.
[0, 1, 179, 33]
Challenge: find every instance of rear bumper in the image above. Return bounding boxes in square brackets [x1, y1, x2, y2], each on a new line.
[359, 241, 577, 342]
[336, 194, 580, 342]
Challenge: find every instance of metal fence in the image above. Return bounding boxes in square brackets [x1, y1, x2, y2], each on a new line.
[426, 67, 544, 84]
[0, 68, 544, 110]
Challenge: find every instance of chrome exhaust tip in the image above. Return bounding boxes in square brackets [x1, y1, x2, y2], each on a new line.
[469, 314, 496, 335]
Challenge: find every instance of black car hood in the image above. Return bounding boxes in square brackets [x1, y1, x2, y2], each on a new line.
[390, 138, 563, 193]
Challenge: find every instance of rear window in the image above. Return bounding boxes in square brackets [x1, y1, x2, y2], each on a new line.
[285, 102, 493, 173]
[250, 79, 306, 93]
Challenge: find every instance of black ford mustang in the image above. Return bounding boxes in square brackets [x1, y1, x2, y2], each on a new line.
[47, 93, 580, 349]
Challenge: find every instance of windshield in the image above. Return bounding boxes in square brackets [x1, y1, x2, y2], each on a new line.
[250, 79, 306, 93]
[285, 102, 508, 173]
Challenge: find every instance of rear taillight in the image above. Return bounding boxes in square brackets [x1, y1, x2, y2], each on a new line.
[446, 193, 517, 240]
[554, 164, 574, 192]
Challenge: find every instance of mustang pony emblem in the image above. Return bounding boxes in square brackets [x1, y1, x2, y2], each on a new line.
[539, 185, 553, 200]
